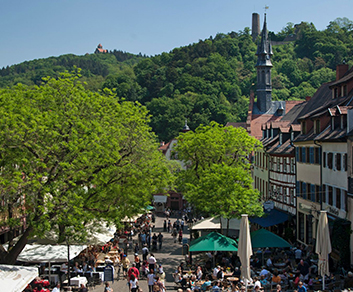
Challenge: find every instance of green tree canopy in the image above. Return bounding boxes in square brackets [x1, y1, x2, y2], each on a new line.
[0, 72, 175, 264]
[175, 122, 263, 229]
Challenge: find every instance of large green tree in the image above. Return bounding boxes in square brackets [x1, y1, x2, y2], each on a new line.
[175, 122, 263, 233]
[0, 72, 175, 264]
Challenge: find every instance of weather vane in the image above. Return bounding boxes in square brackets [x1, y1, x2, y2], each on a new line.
[264, 5, 269, 13]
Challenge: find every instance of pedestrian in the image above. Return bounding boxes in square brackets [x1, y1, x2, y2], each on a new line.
[135, 253, 141, 272]
[163, 220, 167, 232]
[134, 242, 139, 254]
[129, 274, 139, 292]
[178, 229, 183, 244]
[167, 221, 171, 233]
[148, 253, 157, 272]
[181, 219, 184, 231]
[121, 254, 130, 278]
[142, 244, 149, 261]
[147, 269, 155, 292]
[104, 282, 113, 292]
[152, 233, 158, 251]
[157, 232, 163, 250]
[52, 283, 60, 292]
[172, 228, 177, 243]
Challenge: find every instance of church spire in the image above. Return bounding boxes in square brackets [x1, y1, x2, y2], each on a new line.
[255, 14, 273, 113]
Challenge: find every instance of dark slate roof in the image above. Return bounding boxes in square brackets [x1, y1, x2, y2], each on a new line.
[267, 139, 294, 155]
[315, 126, 347, 142]
[298, 83, 353, 121]
[281, 101, 306, 124]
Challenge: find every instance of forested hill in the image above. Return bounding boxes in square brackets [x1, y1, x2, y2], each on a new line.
[1, 17, 353, 142]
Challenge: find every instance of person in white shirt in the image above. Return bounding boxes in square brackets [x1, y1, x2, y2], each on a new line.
[52, 283, 60, 292]
[213, 266, 220, 279]
[147, 269, 155, 292]
[148, 253, 157, 271]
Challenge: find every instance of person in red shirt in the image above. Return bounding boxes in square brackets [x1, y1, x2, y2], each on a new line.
[128, 263, 140, 280]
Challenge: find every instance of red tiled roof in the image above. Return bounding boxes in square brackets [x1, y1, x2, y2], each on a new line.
[290, 124, 301, 131]
[225, 122, 247, 129]
[250, 114, 281, 140]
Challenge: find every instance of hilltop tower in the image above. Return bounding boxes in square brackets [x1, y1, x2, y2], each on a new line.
[255, 14, 273, 113]
[252, 13, 260, 41]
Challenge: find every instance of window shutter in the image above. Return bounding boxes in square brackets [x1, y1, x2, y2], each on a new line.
[295, 147, 299, 161]
[309, 147, 314, 163]
[311, 184, 315, 202]
[302, 147, 306, 163]
[303, 182, 307, 199]
[296, 181, 299, 196]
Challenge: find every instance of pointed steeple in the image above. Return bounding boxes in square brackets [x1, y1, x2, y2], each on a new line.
[182, 119, 190, 132]
[255, 14, 273, 113]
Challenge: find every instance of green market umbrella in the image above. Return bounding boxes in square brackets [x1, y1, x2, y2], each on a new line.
[250, 229, 292, 249]
[189, 231, 238, 252]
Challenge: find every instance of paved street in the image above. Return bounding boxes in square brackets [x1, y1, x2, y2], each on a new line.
[89, 213, 187, 292]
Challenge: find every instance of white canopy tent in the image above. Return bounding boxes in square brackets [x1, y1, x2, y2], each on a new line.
[0, 265, 38, 292]
[17, 244, 87, 263]
[191, 217, 241, 237]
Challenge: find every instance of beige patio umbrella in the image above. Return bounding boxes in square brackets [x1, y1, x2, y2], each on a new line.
[238, 214, 253, 286]
[315, 211, 332, 291]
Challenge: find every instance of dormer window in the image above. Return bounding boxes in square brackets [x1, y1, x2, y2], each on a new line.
[332, 117, 334, 130]
[301, 121, 306, 135]
[266, 129, 269, 138]
[279, 133, 283, 145]
[314, 120, 320, 134]
[271, 128, 273, 138]
[291, 131, 294, 141]
[334, 88, 339, 98]
[343, 85, 347, 96]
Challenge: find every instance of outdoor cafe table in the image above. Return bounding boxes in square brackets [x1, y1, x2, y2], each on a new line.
[224, 272, 233, 278]
[227, 277, 239, 282]
[70, 276, 88, 287]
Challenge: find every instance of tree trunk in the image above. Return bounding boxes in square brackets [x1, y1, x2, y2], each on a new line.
[0, 226, 32, 265]
[226, 218, 230, 237]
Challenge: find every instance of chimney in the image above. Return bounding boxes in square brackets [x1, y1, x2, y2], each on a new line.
[336, 64, 349, 81]
[305, 96, 311, 101]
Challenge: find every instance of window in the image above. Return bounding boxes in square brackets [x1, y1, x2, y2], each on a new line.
[301, 121, 306, 135]
[343, 85, 347, 96]
[334, 87, 338, 98]
[290, 189, 294, 205]
[314, 148, 320, 164]
[323, 152, 327, 168]
[328, 153, 333, 169]
[315, 185, 320, 203]
[291, 131, 294, 141]
[343, 190, 347, 211]
[291, 158, 295, 173]
[328, 186, 333, 205]
[336, 189, 341, 209]
[336, 153, 341, 171]
[309, 147, 314, 163]
[314, 120, 320, 134]
[302, 147, 306, 163]
[343, 154, 347, 171]
[299, 147, 303, 162]
[323, 185, 327, 203]
[279, 133, 282, 145]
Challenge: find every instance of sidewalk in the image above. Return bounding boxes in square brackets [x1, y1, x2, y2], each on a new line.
[89, 213, 188, 292]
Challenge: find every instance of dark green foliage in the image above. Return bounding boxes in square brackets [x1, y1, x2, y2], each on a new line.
[0, 18, 352, 140]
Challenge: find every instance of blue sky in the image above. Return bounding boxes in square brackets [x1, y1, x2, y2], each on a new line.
[1, 0, 352, 68]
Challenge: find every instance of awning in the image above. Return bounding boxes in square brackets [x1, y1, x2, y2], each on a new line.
[249, 208, 289, 228]
[153, 195, 167, 203]
[191, 217, 241, 231]
[0, 265, 38, 292]
[17, 244, 87, 263]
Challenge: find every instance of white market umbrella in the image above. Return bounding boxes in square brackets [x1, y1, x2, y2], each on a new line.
[0, 265, 38, 292]
[315, 211, 332, 291]
[238, 214, 252, 286]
